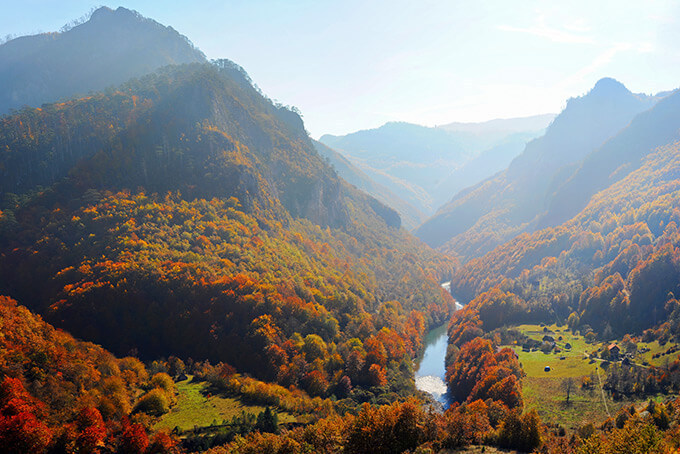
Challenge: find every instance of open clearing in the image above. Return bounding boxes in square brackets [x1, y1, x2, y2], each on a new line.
[505, 324, 663, 429]
[154, 376, 296, 432]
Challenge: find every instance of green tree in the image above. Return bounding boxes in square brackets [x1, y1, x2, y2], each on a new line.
[255, 407, 279, 434]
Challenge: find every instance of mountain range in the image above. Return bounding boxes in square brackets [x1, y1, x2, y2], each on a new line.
[319, 114, 554, 221]
[0, 8, 456, 413]
[313, 139, 425, 229]
[415, 78, 668, 260]
[4, 5, 680, 453]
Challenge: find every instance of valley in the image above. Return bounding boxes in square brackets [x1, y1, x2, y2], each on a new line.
[1, 4, 680, 454]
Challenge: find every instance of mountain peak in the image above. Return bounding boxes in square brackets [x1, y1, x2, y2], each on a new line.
[89, 6, 137, 21]
[589, 77, 631, 97]
[0, 6, 206, 114]
[89, 6, 114, 18]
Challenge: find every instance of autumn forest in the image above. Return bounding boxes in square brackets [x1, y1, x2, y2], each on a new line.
[2, 5, 680, 454]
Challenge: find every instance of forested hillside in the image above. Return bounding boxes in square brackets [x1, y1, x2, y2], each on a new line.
[451, 140, 680, 337]
[5, 4, 680, 453]
[0, 296, 180, 453]
[539, 87, 680, 228]
[417, 78, 662, 261]
[0, 62, 454, 407]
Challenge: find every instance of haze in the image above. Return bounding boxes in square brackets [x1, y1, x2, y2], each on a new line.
[2, 0, 680, 137]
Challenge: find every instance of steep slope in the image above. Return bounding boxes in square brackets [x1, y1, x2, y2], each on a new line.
[417, 78, 660, 260]
[313, 140, 426, 228]
[0, 62, 454, 402]
[430, 130, 543, 206]
[320, 116, 552, 216]
[0, 6, 205, 114]
[320, 122, 469, 214]
[539, 87, 680, 228]
[0, 61, 348, 228]
[451, 139, 680, 337]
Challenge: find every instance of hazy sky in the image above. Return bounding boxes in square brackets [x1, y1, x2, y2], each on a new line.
[2, 1, 680, 137]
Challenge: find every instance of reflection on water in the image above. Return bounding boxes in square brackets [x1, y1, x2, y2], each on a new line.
[414, 283, 463, 407]
[414, 322, 450, 407]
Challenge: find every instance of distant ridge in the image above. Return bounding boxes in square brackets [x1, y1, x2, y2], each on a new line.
[0, 6, 206, 114]
[313, 140, 425, 228]
[439, 113, 556, 135]
[319, 115, 552, 218]
[416, 78, 662, 260]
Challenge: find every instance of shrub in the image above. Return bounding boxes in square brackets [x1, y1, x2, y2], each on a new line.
[134, 389, 169, 416]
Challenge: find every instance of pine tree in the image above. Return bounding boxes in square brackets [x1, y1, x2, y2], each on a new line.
[255, 407, 279, 434]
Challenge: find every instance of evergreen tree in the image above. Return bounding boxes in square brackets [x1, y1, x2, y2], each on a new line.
[255, 407, 279, 434]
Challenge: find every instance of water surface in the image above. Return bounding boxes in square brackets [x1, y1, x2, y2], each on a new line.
[414, 322, 449, 406]
[414, 282, 465, 407]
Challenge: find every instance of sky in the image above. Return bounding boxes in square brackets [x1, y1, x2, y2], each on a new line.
[2, 0, 680, 138]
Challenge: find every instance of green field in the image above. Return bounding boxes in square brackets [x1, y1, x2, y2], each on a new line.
[154, 376, 296, 433]
[505, 324, 656, 429]
[635, 340, 680, 367]
[510, 323, 596, 378]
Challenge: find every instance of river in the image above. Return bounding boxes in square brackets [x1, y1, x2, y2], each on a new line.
[414, 322, 450, 406]
[414, 281, 462, 407]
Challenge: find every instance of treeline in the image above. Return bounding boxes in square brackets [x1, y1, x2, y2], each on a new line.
[206, 398, 542, 454]
[541, 399, 680, 453]
[206, 390, 680, 453]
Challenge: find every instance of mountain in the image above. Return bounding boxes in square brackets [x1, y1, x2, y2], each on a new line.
[538, 87, 680, 228]
[430, 130, 545, 206]
[439, 113, 556, 138]
[0, 61, 350, 228]
[0, 6, 456, 411]
[6, 6, 680, 453]
[319, 115, 553, 217]
[0, 6, 206, 115]
[320, 122, 469, 215]
[0, 61, 454, 404]
[313, 140, 426, 228]
[451, 138, 680, 336]
[416, 78, 661, 260]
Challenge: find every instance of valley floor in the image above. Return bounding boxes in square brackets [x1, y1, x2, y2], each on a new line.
[505, 324, 678, 430]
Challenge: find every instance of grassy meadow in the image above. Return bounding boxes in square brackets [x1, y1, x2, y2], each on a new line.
[504, 324, 672, 429]
[154, 376, 296, 433]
